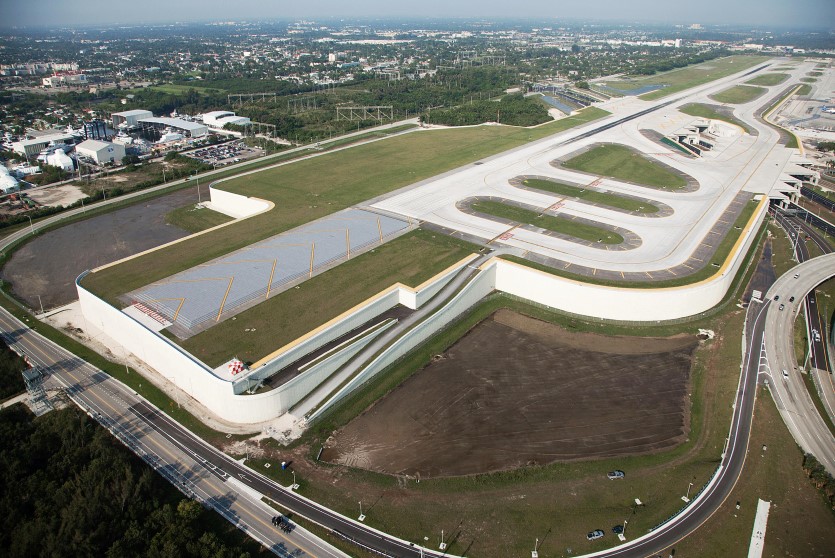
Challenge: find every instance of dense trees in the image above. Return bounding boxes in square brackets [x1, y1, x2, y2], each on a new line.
[0, 339, 26, 400]
[0, 405, 258, 557]
[421, 94, 550, 127]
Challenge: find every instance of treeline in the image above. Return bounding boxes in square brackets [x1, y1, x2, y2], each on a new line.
[0, 339, 26, 400]
[802, 453, 835, 512]
[421, 94, 550, 127]
[0, 405, 258, 557]
[628, 49, 728, 76]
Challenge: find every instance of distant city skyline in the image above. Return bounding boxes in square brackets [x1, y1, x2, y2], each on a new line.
[1, 0, 833, 30]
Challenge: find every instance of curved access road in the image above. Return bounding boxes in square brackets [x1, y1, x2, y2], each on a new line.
[762, 253, 835, 475]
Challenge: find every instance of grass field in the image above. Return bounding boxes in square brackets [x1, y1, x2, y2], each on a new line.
[797, 83, 813, 96]
[502, 197, 763, 289]
[471, 199, 624, 244]
[522, 178, 659, 213]
[164, 203, 233, 233]
[245, 291, 752, 556]
[709, 85, 767, 104]
[178, 229, 478, 366]
[745, 73, 790, 86]
[562, 144, 688, 190]
[633, 55, 769, 101]
[678, 103, 754, 134]
[81, 107, 610, 302]
[148, 83, 223, 95]
[801, 77, 817, 83]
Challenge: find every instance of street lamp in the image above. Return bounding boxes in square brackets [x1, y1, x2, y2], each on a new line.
[25, 214, 34, 235]
[192, 171, 201, 203]
[291, 470, 299, 490]
[36, 294, 44, 315]
[358, 501, 365, 522]
[682, 482, 694, 503]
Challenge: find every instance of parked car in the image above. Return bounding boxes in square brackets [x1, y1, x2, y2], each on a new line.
[794, 273, 800, 279]
[607, 470, 625, 480]
[779, 304, 785, 311]
[789, 296, 795, 303]
[612, 525, 624, 535]
[587, 529, 604, 541]
[782, 369, 789, 379]
[774, 295, 780, 301]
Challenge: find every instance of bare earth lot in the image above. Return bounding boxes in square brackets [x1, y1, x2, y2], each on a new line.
[323, 309, 698, 477]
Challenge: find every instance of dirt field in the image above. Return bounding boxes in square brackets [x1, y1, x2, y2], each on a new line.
[1, 188, 200, 310]
[323, 309, 699, 477]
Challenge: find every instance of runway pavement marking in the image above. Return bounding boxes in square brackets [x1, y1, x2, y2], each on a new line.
[216, 277, 235, 322]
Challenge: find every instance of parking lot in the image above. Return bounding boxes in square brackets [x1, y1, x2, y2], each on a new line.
[183, 140, 263, 167]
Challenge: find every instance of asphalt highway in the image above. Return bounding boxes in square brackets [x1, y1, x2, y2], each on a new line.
[762, 253, 835, 475]
[0, 307, 349, 558]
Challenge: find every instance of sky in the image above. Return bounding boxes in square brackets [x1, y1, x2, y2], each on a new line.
[0, 0, 833, 29]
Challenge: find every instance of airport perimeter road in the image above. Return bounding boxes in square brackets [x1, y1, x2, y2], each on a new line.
[774, 210, 835, 425]
[0, 307, 349, 558]
[763, 253, 835, 475]
[0, 307, 456, 558]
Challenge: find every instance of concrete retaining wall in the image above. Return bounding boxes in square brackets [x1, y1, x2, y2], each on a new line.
[208, 186, 271, 218]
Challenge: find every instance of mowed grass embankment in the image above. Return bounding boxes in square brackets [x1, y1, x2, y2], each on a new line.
[179, 229, 478, 367]
[165, 204, 233, 234]
[745, 72, 790, 86]
[678, 103, 754, 134]
[471, 199, 624, 244]
[522, 178, 660, 213]
[635, 55, 769, 101]
[709, 84, 768, 104]
[81, 107, 610, 303]
[562, 143, 688, 190]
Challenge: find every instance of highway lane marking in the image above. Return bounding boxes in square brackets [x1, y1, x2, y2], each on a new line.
[0, 315, 322, 558]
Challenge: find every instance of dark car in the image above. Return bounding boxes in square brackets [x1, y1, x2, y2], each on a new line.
[587, 529, 604, 541]
[612, 525, 624, 535]
[774, 295, 780, 301]
[779, 304, 785, 311]
[789, 296, 795, 302]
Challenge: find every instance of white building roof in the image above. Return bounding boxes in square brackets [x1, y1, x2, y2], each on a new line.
[112, 109, 154, 118]
[15, 133, 74, 148]
[76, 139, 114, 151]
[137, 117, 207, 132]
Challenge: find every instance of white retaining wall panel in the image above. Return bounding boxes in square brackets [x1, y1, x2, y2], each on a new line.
[309, 264, 497, 421]
[245, 289, 401, 386]
[495, 202, 765, 321]
[209, 186, 271, 218]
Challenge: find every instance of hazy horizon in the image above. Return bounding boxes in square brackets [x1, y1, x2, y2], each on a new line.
[1, 0, 833, 31]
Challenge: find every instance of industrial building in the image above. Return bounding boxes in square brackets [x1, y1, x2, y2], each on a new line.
[137, 117, 208, 138]
[111, 109, 153, 129]
[11, 133, 76, 158]
[75, 139, 126, 165]
[42, 72, 87, 87]
[202, 111, 251, 129]
[0, 166, 19, 193]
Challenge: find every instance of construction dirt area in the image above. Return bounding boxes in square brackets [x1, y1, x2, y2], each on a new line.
[322, 309, 699, 477]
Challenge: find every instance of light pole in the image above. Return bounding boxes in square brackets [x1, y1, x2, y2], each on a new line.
[192, 171, 201, 203]
[36, 294, 44, 315]
[358, 501, 365, 522]
[682, 481, 694, 503]
[291, 470, 298, 490]
[25, 214, 34, 235]
[440, 530, 446, 551]
[531, 537, 539, 558]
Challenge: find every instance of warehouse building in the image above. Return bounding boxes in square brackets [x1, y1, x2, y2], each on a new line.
[11, 132, 76, 158]
[137, 117, 208, 138]
[111, 109, 154, 129]
[202, 111, 251, 129]
[75, 139, 126, 165]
